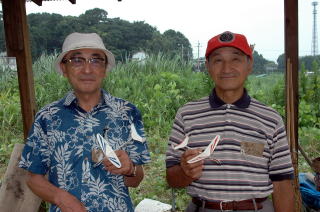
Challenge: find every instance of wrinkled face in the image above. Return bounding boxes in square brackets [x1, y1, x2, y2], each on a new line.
[206, 47, 253, 94]
[60, 49, 107, 96]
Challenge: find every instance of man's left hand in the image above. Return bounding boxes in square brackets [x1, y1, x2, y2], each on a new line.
[102, 150, 133, 175]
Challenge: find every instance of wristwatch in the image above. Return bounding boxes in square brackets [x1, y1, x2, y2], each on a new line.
[124, 164, 137, 177]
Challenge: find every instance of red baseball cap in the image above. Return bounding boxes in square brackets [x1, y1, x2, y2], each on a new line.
[205, 31, 252, 59]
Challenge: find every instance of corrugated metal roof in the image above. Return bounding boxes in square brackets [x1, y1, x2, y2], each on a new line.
[25, 0, 76, 6]
[26, 0, 67, 2]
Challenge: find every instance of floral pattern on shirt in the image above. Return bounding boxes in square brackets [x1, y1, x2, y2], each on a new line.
[19, 90, 151, 212]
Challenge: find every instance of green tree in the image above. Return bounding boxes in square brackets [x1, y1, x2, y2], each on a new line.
[252, 50, 268, 74]
[277, 53, 285, 71]
[162, 29, 192, 60]
[300, 55, 320, 71]
[28, 13, 65, 59]
[79, 8, 108, 26]
[24, 9, 193, 63]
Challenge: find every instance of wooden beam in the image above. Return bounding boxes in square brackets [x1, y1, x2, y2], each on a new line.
[1, 0, 36, 139]
[284, 0, 301, 211]
[31, 0, 42, 6]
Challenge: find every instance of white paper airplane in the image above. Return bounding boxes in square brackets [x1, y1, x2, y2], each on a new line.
[131, 123, 145, 142]
[172, 135, 189, 150]
[96, 133, 122, 168]
[187, 135, 220, 164]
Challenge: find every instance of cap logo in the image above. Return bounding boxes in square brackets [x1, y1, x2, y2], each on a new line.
[219, 32, 235, 43]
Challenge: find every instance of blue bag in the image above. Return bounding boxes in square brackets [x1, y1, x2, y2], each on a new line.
[299, 173, 320, 209]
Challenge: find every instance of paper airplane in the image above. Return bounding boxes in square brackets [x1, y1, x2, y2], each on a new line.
[187, 135, 220, 164]
[172, 135, 189, 150]
[96, 133, 122, 168]
[131, 123, 145, 142]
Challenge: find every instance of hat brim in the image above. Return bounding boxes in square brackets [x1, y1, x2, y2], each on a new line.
[54, 47, 116, 74]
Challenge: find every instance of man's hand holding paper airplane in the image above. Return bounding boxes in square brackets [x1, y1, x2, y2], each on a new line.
[103, 149, 135, 176]
[180, 148, 204, 180]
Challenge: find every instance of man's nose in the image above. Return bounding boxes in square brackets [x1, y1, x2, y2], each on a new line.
[82, 62, 94, 73]
[221, 61, 232, 73]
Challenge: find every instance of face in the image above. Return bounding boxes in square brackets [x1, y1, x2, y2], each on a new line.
[206, 47, 253, 94]
[60, 49, 107, 97]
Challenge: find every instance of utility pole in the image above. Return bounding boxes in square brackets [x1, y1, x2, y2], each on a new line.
[196, 41, 201, 71]
[312, 1, 318, 56]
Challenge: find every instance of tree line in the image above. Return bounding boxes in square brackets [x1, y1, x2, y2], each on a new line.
[1, 8, 318, 74]
[0, 8, 193, 62]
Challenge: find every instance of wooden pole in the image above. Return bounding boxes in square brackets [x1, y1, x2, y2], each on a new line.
[286, 59, 301, 211]
[284, 1, 301, 211]
[2, 0, 36, 139]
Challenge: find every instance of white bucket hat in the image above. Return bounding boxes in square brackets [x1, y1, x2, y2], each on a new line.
[54, 32, 116, 74]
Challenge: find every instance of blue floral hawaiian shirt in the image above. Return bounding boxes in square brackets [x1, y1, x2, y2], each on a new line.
[19, 89, 151, 212]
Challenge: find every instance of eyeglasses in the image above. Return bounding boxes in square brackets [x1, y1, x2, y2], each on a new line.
[63, 57, 106, 69]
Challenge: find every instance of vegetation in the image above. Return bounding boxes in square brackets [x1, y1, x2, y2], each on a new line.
[1, 53, 320, 211]
[277, 53, 320, 72]
[0, 9, 277, 74]
[0, 9, 192, 62]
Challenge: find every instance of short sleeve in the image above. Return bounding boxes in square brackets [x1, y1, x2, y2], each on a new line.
[166, 108, 186, 168]
[19, 113, 50, 175]
[269, 118, 294, 181]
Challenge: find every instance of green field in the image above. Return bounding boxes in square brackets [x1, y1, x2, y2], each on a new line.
[1, 54, 319, 211]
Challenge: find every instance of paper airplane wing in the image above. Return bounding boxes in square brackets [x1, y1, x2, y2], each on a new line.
[96, 134, 122, 168]
[187, 135, 220, 164]
[172, 135, 189, 150]
[131, 123, 145, 142]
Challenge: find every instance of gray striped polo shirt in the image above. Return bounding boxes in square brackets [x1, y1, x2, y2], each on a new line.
[166, 89, 294, 201]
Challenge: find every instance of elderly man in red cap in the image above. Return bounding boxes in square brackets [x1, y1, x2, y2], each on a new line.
[19, 32, 150, 212]
[166, 31, 294, 212]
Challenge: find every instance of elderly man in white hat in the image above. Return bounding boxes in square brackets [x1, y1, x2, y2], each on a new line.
[19, 32, 151, 212]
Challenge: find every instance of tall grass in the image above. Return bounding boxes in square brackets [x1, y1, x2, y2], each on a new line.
[1, 53, 319, 211]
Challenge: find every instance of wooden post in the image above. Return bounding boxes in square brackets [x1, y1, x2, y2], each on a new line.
[1, 0, 36, 139]
[284, 0, 301, 211]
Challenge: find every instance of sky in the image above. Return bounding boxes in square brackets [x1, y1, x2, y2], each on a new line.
[25, 0, 316, 62]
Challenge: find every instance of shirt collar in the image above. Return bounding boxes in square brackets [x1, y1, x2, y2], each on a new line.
[63, 89, 108, 107]
[209, 88, 251, 109]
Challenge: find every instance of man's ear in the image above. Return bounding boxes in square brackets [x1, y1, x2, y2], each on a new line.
[248, 57, 254, 74]
[205, 59, 209, 70]
[60, 63, 68, 77]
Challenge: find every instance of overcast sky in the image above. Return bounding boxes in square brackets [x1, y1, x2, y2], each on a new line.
[25, 0, 315, 62]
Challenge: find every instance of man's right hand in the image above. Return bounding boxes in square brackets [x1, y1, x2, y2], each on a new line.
[180, 148, 204, 180]
[56, 190, 87, 212]
[26, 172, 87, 212]
[166, 148, 204, 187]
